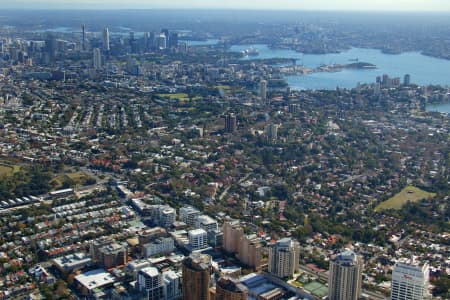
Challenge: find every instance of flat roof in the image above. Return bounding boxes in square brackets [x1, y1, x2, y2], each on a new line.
[75, 269, 116, 291]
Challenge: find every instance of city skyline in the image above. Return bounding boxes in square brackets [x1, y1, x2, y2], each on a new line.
[2, 0, 450, 11]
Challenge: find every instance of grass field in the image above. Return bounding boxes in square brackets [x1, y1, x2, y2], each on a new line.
[0, 165, 13, 176]
[375, 186, 436, 212]
[157, 93, 190, 100]
[51, 172, 92, 189]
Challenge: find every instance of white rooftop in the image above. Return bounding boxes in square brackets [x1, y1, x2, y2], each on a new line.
[75, 269, 116, 291]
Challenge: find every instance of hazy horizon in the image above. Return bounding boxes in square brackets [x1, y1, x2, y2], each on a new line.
[2, 0, 450, 11]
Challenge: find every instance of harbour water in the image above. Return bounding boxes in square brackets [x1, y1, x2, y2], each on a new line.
[230, 45, 450, 90]
[426, 103, 450, 114]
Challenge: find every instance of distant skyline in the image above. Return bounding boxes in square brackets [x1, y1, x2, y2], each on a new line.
[2, 0, 450, 11]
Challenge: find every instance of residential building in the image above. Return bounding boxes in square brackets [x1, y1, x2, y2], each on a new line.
[328, 249, 363, 300]
[268, 238, 300, 278]
[189, 228, 208, 250]
[215, 277, 248, 300]
[182, 253, 211, 300]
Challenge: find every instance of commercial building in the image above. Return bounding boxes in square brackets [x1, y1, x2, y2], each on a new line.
[223, 220, 244, 254]
[260, 79, 267, 101]
[268, 238, 300, 278]
[103, 27, 110, 51]
[75, 269, 116, 296]
[93, 48, 102, 70]
[182, 253, 212, 300]
[224, 113, 237, 133]
[390, 259, 430, 300]
[328, 249, 363, 300]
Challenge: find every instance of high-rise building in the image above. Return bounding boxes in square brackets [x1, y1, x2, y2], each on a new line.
[93, 48, 102, 70]
[162, 270, 182, 300]
[169, 32, 179, 49]
[98, 243, 127, 269]
[157, 34, 167, 50]
[103, 27, 110, 51]
[222, 220, 262, 270]
[328, 249, 363, 300]
[182, 253, 211, 300]
[138, 267, 164, 300]
[222, 220, 244, 254]
[81, 24, 86, 51]
[404, 74, 411, 86]
[196, 215, 218, 233]
[265, 124, 279, 141]
[149, 32, 156, 50]
[179, 206, 200, 227]
[288, 103, 298, 114]
[390, 259, 430, 300]
[215, 277, 248, 300]
[237, 234, 263, 271]
[268, 238, 300, 278]
[45, 33, 57, 61]
[189, 228, 208, 250]
[224, 113, 237, 133]
[259, 79, 267, 101]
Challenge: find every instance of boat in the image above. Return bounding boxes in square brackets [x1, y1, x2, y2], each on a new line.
[348, 58, 359, 62]
[241, 48, 260, 56]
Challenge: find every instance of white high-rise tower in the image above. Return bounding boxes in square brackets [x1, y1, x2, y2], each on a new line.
[391, 259, 430, 300]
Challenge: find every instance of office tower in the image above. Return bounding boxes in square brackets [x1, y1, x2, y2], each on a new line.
[328, 249, 363, 300]
[143, 32, 151, 52]
[103, 27, 110, 51]
[81, 24, 86, 51]
[222, 220, 244, 254]
[189, 228, 208, 250]
[265, 124, 279, 141]
[149, 32, 156, 50]
[93, 48, 102, 69]
[182, 253, 211, 300]
[390, 259, 430, 300]
[179, 206, 200, 227]
[157, 34, 167, 50]
[259, 79, 267, 101]
[404, 74, 411, 86]
[268, 238, 300, 278]
[45, 33, 57, 60]
[169, 32, 179, 48]
[138, 267, 163, 300]
[224, 113, 237, 133]
[374, 82, 381, 96]
[161, 28, 169, 40]
[215, 277, 248, 300]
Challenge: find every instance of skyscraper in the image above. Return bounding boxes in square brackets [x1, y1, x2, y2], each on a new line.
[268, 238, 300, 278]
[404, 74, 411, 86]
[157, 34, 167, 50]
[169, 32, 179, 49]
[81, 24, 86, 51]
[182, 253, 211, 300]
[93, 48, 102, 70]
[103, 27, 110, 51]
[224, 113, 237, 133]
[215, 277, 248, 300]
[259, 79, 267, 101]
[328, 249, 363, 300]
[390, 259, 430, 300]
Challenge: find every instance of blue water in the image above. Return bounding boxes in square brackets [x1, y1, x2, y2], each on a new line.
[185, 39, 220, 46]
[230, 44, 450, 90]
[426, 103, 450, 113]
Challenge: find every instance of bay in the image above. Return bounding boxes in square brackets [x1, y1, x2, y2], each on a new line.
[230, 44, 450, 90]
[426, 103, 450, 114]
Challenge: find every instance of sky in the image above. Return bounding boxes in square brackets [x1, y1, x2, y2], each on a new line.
[2, 0, 450, 11]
